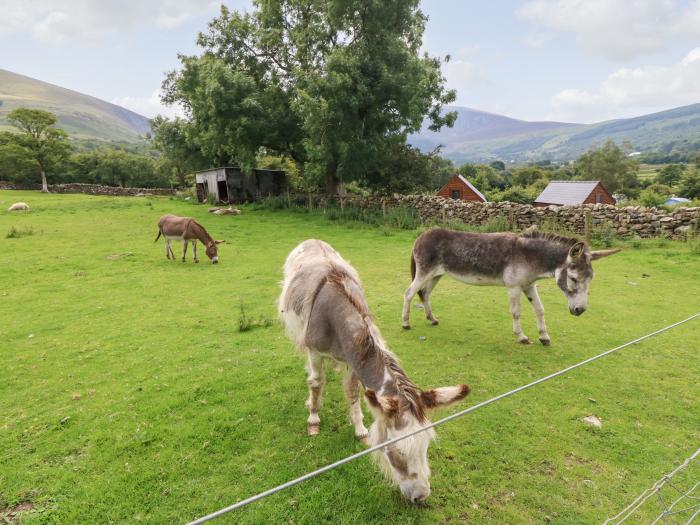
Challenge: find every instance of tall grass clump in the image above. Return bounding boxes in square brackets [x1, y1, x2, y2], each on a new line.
[6, 226, 35, 239]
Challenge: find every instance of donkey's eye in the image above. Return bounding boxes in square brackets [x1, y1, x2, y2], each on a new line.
[569, 277, 578, 284]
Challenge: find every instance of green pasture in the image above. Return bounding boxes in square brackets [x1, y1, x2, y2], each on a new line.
[1, 191, 698, 524]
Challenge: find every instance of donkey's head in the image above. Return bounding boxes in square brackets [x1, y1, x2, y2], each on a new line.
[205, 240, 225, 263]
[556, 242, 620, 316]
[365, 384, 470, 503]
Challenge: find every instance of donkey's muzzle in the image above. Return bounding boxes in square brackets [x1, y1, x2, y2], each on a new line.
[570, 306, 585, 316]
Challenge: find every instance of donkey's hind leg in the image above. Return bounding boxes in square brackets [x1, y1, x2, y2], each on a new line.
[181, 239, 188, 262]
[523, 284, 550, 346]
[305, 350, 325, 436]
[192, 240, 199, 263]
[402, 271, 431, 329]
[342, 369, 368, 442]
[508, 286, 531, 344]
[421, 275, 443, 325]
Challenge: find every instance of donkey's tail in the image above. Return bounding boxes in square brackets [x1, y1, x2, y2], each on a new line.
[154, 230, 162, 242]
[411, 252, 425, 302]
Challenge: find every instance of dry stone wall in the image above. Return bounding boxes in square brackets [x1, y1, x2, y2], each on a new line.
[0, 181, 175, 196]
[340, 194, 699, 239]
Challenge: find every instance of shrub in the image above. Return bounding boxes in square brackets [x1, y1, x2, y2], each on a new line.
[6, 226, 35, 238]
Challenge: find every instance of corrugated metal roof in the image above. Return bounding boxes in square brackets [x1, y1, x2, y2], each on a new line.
[535, 181, 599, 205]
[457, 174, 488, 202]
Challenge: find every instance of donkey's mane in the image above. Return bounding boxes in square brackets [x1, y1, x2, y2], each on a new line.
[521, 229, 581, 247]
[325, 264, 426, 423]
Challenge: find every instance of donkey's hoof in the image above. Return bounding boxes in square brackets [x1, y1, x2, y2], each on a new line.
[539, 337, 551, 346]
[402, 324, 411, 330]
[355, 431, 369, 444]
[194, 260, 199, 264]
[307, 423, 320, 436]
[519, 337, 532, 345]
[430, 319, 439, 326]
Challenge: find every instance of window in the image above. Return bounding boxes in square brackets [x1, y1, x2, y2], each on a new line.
[595, 194, 602, 203]
[451, 189, 461, 200]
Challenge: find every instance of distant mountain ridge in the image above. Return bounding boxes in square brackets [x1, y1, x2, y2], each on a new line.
[410, 104, 700, 163]
[0, 69, 151, 143]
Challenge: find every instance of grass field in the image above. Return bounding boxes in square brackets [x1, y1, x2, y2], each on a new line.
[1, 190, 699, 524]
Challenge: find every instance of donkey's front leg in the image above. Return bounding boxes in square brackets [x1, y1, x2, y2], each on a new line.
[305, 350, 325, 436]
[192, 240, 199, 263]
[181, 239, 188, 262]
[342, 369, 368, 442]
[508, 286, 531, 344]
[523, 284, 550, 346]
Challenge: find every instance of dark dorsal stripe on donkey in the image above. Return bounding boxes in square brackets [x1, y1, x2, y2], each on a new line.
[155, 214, 224, 264]
[279, 239, 470, 503]
[402, 228, 620, 345]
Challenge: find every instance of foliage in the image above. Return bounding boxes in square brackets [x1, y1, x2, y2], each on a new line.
[489, 185, 539, 204]
[2, 108, 72, 191]
[67, 149, 169, 188]
[163, 1, 456, 194]
[637, 189, 667, 208]
[655, 163, 686, 186]
[575, 140, 640, 197]
[678, 169, 700, 199]
[150, 116, 210, 187]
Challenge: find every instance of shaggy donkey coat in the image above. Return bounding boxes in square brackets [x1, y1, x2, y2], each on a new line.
[403, 228, 620, 344]
[279, 239, 470, 502]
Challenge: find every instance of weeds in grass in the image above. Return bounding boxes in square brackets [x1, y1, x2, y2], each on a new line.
[687, 224, 700, 255]
[590, 221, 616, 248]
[237, 301, 273, 332]
[6, 226, 35, 238]
[631, 236, 643, 249]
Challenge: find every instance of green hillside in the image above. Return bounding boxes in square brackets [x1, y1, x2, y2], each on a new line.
[0, 69, 151, 143]
[415, 103, 700, 163]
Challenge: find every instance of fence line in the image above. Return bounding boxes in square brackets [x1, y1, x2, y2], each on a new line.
[187, 312, 700, 525]
[603, 446, 700, 525]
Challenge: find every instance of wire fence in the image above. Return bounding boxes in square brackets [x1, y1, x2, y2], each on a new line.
[187, 312, 700, 525]
[603, 446, 700, 525]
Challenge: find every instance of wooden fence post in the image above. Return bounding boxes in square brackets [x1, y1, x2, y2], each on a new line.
[584, 208, 592, 243]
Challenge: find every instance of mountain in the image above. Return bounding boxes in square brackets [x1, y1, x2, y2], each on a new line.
[411, 104, 700, 164]
[0, 69, 151, 143]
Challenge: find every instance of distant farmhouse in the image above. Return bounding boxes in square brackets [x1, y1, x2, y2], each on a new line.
[534, 181, 615, 207]
[438, 174, 488, 202]
[195, 167, 287, 204]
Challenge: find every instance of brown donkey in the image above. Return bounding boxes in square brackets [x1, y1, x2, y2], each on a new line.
[279, 239, 470, 502]
[403, 228, 620, 344]
[155, 214, 224, 264]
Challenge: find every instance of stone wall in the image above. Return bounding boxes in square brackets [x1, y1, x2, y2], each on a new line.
[0, 181, 176, 196]
[338, 194, 699, 239]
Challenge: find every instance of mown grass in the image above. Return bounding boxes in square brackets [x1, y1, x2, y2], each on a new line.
[0, 190, 699, 524]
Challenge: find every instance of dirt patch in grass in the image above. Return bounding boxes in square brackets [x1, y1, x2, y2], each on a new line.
[0, 501, 34, 523]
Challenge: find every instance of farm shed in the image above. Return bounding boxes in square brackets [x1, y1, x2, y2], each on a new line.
[437, 174, 488, 202]
[194, 167, 288, 204]
[535, 181, 615, 207]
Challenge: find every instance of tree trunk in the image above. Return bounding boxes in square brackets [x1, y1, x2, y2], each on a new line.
[41, 170, 48, 193]
[324, 162, 339, 195]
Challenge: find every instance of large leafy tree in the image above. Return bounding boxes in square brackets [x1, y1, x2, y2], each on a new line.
[150, 116, 209, 187]
[163, 0, 456, 194]
[575, 140, 640, 197]
[5, 108, 71, 192]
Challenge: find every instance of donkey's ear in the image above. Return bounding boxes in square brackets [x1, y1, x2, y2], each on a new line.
[421, 384, 470, 408]
[215, 239, 225, 244]
[365, 390, 399, 417]
[568, 242, 586, 260]
[590, 248, 621, 260]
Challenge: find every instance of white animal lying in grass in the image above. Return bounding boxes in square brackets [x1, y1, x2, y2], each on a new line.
[8, 202, 30, 211]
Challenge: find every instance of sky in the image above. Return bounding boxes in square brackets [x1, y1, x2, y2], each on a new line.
[1, 0, 699, 124]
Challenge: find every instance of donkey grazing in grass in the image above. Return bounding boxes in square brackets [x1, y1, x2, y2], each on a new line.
[402, 228, 620, 345]
[155, 214, 224, 264]
[279, 239, 470, 502]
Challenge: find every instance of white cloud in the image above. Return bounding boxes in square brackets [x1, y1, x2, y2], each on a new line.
[0, 0, 221, 44]
[443, 46, 488, 103]
[550, 47, 700, 122]
[517, 0, 700, 61]
[112, 91, 186, 119]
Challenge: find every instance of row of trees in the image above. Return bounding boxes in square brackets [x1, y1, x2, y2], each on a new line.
[0, 108, 179, 189]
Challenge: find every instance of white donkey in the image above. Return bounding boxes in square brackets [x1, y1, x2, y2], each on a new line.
[403, 228, 620, 345]
[279, 239, 470, 503]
